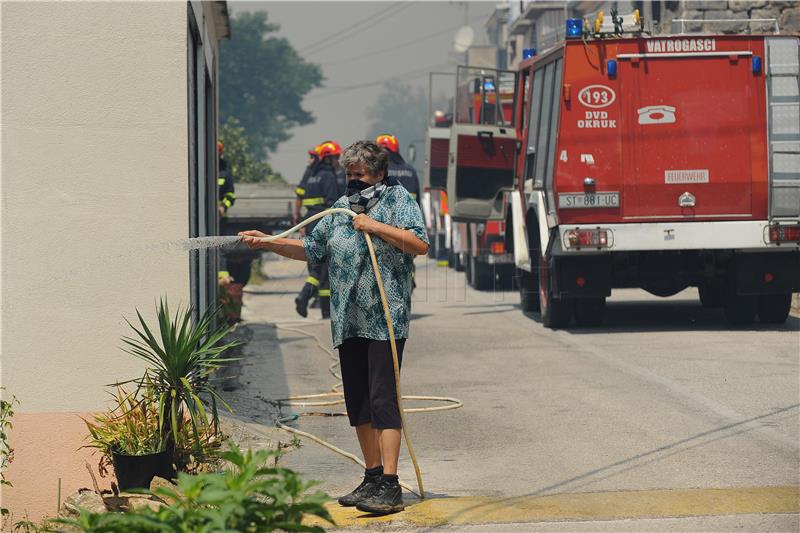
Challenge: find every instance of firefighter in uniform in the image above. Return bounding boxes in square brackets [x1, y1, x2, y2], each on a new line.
[294, 146, 320, 227]
[376, 134, 421, 290]
[321, 140, 347, 195]
[218, 141, 236, 216]
[218, 141, 237, 282]
[294, 141, 341, 318]
[375, 134, 421, 208]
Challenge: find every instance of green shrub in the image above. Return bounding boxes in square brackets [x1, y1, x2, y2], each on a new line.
[1, 390, 18, 521]
[54, 445, 333, 532]
[83, 384, 165, 460]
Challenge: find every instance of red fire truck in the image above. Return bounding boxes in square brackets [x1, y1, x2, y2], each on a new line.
[447, 27, 800, 326]
[441, 66, 519, 289]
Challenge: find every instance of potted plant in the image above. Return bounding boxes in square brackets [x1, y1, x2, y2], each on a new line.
[121, 299, 239, 469]
[83, 384, 174, 491]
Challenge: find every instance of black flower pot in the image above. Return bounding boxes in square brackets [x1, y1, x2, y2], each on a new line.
[111, 449, 175, 491]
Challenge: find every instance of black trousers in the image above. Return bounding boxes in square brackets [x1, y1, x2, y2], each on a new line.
[338, 337, 406, 430]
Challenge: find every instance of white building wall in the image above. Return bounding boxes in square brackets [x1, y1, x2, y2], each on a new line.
[0, 1, 226, 520]
[1, 1, 190, 413]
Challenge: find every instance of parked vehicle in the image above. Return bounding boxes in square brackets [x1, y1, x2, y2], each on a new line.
[222, 182, 295, 285]
[425, 68, 519, 289]
[422, 73, 454, 268]
[447, 24, 800, 325]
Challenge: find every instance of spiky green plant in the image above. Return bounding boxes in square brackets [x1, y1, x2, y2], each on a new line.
[121, 299, 239, 459]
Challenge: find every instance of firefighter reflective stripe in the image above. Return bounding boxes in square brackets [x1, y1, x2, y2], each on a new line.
[221, 191, 236, 208]
[305, 276, 320, 286]
[218, 178, 225, 186]
[295, 186, 306, 196]
[302, 197, 325, 206]
[318, 289, 331, 297]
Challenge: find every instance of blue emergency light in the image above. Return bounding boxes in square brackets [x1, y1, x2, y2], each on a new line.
[483, 80, 496, 91]
[752, 55, 762, 74]
[566, 18, 583, 38]
[522, 47, 536, 59]
[607, 59, 618, 77]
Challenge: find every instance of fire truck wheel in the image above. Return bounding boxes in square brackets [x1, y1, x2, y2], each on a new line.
[541, 294, 572, 329]
[574, 297, 606, 327]
[468, 256, 493, 291]
[455, 252, 466, 272]
[723, 291, 757, 325]
[698, 284, 724, 308]
[517, 268, 539, 312]
[539, 255, 572, 328]
[757, 293, 791, 324]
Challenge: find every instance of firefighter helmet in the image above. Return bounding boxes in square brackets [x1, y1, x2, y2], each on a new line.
[375, 134, 399, 153]
[317, 140, 342, 158]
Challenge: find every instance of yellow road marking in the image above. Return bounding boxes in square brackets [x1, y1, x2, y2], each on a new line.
[313, 486, 799, 528]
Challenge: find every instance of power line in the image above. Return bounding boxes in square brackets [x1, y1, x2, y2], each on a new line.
[298, 3, 400, 53]
[322, 13, 488, 67]
[305, 2, 415, 56]
[299, 3, 413, 55]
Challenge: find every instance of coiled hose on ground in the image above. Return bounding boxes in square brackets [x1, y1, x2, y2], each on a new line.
[251, 208, 463, 499]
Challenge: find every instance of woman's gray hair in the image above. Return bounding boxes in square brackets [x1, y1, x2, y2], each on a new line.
[340, 140, 388, 178]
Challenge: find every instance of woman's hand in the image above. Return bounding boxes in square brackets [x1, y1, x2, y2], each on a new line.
[353, 215, 428, 254]
[238, 230, 272, 250]
[237, 232, 307, 261]
[352, 214, 380, 234]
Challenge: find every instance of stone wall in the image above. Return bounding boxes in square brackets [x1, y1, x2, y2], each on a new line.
[660, 1, 800, 34]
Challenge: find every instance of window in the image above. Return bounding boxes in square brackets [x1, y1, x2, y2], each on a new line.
[525, 56, 563, 206]
[455, 66, 517, 127]
[544, 58, 563, 212]
[534, 62, 555, 187]
[524, 66, 545, 186]
[187, 6, 218, 318]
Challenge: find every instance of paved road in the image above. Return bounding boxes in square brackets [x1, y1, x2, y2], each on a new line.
[231, 255, 799, 531]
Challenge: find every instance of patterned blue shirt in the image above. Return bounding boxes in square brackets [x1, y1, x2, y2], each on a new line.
[302, 185, 429, 348]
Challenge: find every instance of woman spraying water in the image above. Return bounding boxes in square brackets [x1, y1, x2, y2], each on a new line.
[240, 140, 429, 514]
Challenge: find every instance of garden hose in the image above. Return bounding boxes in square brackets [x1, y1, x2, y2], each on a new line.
[250, 208, 463, 499]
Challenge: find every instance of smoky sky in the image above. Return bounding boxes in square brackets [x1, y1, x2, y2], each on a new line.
[229, 1, 497, 184]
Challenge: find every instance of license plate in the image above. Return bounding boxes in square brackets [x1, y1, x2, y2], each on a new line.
[558, 192, 620, 209]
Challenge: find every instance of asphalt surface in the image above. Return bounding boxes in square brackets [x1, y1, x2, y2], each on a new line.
[230, 255, 799, 531]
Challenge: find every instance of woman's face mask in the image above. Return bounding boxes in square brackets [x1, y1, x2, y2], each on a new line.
[345, 178, 372, 197]
[345, 164, 382, 197]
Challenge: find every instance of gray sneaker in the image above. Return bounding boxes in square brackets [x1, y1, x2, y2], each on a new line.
[337, 474, 380, 507]
[356, 477, 404, 515]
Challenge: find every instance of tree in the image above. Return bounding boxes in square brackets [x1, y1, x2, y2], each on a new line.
[220, 12, 323, 157]
[219, 117, 285, 184]
[365, 82, 428, 171]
